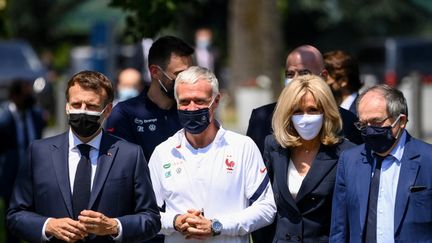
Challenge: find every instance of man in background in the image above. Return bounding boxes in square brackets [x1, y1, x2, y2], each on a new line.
[114, 67, 143, 105]
[106, 36, 194, 161]
[324, 50, 362, 115]
[247, 45, 362, 156]
[0, 79, 46, 243]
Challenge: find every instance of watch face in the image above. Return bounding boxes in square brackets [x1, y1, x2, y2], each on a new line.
[212, 220, 223, 232]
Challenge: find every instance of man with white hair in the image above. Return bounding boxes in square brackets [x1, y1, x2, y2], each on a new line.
[148, 66, 276, 243]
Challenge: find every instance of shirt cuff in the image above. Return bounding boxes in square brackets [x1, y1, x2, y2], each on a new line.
[41, 218, 53, 241]
[111, 219, 123, 242]
[160, 211, 177, 235]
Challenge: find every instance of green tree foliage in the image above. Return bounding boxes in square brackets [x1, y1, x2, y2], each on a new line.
[2, 0, 88, 48]
[109, 0, 201, 40]
[278, 0, 432, 50]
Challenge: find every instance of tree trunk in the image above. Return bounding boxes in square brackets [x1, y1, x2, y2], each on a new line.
[228, 0, 283, 99]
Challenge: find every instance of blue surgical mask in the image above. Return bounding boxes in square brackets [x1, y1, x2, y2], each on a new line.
[178, 98, 215, 134]
[284, 78, 293, 86]
[361, 115, 402, 153]
[118, 88, 139, 102]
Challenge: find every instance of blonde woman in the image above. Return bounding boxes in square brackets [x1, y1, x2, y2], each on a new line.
[264, 74, 355, 242]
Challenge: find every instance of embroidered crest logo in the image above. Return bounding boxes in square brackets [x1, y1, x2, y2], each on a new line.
[225, 155, 235, 173]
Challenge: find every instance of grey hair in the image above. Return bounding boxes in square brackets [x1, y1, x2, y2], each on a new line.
[174, 66, 219, 101]
[357, 84, 408, 118]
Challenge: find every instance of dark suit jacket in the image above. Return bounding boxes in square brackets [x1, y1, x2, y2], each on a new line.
[348, 95, 358, 115]
[263, 135, 354, 243]
[330, 132, 432, 243]
[7, 131, 161, 243]
[0, 102, 45, 200]
[246, 102, 362, 155]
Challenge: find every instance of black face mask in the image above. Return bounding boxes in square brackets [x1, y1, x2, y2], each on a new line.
[361, 115, 401, 153]
[68, 109, 105, 138]
[158, 79, 175, 99]
[178, 108, 211, 134]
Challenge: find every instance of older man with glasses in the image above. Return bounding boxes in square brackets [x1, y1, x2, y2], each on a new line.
[330, 84, 432, 242]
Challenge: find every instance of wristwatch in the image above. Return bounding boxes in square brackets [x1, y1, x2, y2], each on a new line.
[210, 219, 222, 236]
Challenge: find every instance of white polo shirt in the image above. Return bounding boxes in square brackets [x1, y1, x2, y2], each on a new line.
[148, 126, 276, 243]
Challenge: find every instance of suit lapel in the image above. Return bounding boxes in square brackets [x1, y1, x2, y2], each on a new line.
[296, 145, 337, 202]
[51, 133, 73, 217]
[358, 149, 373, 233]
[274, 148, 299, 212]
[394, 135, 420, 233]
[89, 132, 118, 208]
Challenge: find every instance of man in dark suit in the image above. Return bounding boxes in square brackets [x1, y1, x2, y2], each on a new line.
[0, 79, 46, 243]
[7, 71, 160, 242]
[330, 84, 432, 242]
[247, 45, 362, 155]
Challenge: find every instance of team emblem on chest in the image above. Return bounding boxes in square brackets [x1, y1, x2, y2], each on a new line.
[225, 154, 235, 174]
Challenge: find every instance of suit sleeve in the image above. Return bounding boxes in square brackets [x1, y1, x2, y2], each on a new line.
[217, 138, 276, 236]
[330, 150, 349, 242]
[105, 103, 136, 143]
[263, 135, 274, 183]
[246, 108, 266, 155]
[6, 143, 49, 243]
[116, 145, 161, 242]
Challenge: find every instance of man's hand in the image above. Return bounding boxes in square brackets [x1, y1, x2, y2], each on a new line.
[45, 218, 87, 243]
[184, 209, 212, 240]
[78, 210, 118, 236]
[174, 210, 201, 235]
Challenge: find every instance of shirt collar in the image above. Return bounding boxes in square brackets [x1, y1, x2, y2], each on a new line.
[68, 128, 103, 151]
[178, 120, 226, 149]
[340, 92, 358, 110]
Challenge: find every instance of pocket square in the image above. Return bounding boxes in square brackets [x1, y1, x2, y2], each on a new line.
[409, 185, 427, 192]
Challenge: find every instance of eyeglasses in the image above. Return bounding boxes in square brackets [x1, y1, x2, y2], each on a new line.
[354, 115, 403, 131]
[285, 69, 312, 79]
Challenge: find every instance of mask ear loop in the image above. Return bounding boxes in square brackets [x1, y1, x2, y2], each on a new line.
[158, 79, 169, 93]
[391, 114, 403, 139]
[208, 97, 216, 109]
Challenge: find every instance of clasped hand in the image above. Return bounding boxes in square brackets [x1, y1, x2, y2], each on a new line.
[45, 210, 118, 242]
[174, 209, 213, 240]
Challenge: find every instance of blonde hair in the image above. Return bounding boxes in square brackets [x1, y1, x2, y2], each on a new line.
[272, 74, 342, 148]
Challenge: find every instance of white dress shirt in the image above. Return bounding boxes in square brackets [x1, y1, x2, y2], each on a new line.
[68, 129, 102, 192]
[376, 130, 406, 243]
[340, 92, 358, 111]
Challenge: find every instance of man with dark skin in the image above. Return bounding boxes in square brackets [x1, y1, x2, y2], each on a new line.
[247, 45, 362, 156]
